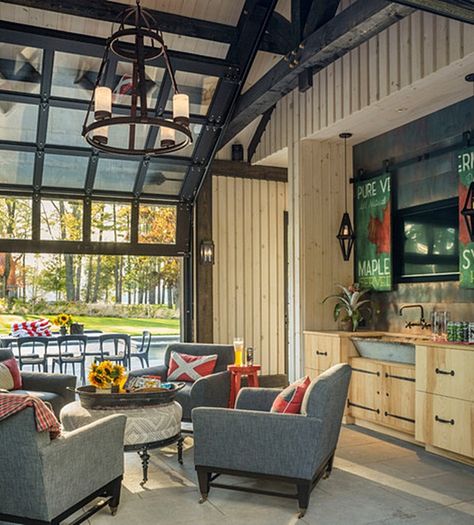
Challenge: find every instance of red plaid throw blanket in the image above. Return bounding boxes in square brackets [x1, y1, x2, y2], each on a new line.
[0, 394, 61, 438]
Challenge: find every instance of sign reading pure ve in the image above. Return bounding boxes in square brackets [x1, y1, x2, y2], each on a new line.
[355, 174, 392, 291]
[459, 146, 474, 288]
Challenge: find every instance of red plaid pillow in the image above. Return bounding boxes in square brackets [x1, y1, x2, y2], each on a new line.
[270, 376, 311, 414]
[167, 352, 218, 382]
[0, 358, 22, 390]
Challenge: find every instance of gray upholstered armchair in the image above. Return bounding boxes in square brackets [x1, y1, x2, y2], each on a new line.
[131, 343, 234, 421]
[193, 363, 352, 517]
[0, 348, 76, 417]
[0, 407, 126, 525]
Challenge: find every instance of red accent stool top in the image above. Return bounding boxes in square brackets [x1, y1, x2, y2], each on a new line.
[228, 365, 261, 408]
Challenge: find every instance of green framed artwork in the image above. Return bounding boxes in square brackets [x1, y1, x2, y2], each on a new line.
[459, 146, 474, 288]
[355, 173, 392, 291]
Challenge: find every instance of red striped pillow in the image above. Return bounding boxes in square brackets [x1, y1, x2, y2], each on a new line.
[167, 352, 218, 382]
[0, 358, 22, 390]
[270, 376, 311, 414]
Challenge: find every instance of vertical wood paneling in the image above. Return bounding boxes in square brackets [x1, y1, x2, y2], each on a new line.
[253, 10, 474, 167]
[212, 176, 288, 375]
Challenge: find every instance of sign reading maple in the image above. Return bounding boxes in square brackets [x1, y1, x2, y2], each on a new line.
[355, 174, 392, 291]
[459, 146, 474, 289]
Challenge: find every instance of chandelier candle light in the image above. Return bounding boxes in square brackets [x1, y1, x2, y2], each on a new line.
[82, 0, 192, 155]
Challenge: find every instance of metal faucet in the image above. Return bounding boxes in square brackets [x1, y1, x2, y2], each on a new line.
[399, 304, 431, 330]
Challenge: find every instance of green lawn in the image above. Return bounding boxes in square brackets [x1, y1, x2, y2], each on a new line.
[0, 314, 180, 336]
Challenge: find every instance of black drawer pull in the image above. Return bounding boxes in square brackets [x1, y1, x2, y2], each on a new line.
[435, 415, 455, 425]
[352, 367, 380, 376]
[384, 411, 415, 423]
[385, 373, 415, 382]
[435, 368, 455, 376]
[348, 401, 380, 414]
[315, 350, 328, 356]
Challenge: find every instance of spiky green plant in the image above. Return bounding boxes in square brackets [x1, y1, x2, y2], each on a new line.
[322, 284, 371, 331]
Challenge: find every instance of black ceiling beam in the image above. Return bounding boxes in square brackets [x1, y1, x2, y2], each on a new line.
[222, 0, 414, 145]
[302, 0, 341, 39]
[247, 105, 275, 163]
[0, 0, 290, 55]
[391, 0, 474, 24]
[0, 21, 235, 77]
[180, 0, 279, 202]
[211, 159, 287, 182]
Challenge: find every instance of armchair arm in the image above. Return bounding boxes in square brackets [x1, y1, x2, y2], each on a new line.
[129, 364, 168, 380]
[21, 372, 76, 403]
[41, 415, 126, 517]
[191, 370, 230, 410]
[193, 407, 325, 480]
[235, 387, 281, 411]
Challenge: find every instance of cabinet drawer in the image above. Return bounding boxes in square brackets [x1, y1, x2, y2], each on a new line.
[304, 334, 340, 371]
[417, 346, 474, 402]
[348, 358, 382, 422]
[416, 392, 473, 458]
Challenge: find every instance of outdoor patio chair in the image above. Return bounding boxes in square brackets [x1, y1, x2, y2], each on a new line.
[17, 336, 50, 372]
[98, 334, 131, 368]
[130, 330, 152, 368]
[0, 405, 126, 524]
[52, 335, 88, 385]
[193, 363, 352, 517]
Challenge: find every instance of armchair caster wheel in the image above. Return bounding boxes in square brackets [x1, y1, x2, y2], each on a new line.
[298, 508, 307, 519]
[110, 506, 118, 516]
[199, 495, 208, 504]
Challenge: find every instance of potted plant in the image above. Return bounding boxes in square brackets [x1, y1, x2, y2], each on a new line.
[51, 313, 73, 336]
[323, 284, 371, 332]
[88, 361, 126, 393]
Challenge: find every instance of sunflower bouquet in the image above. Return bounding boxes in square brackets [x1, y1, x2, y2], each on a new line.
[89, 361, 126, 391]
[51, 313, 73, 328]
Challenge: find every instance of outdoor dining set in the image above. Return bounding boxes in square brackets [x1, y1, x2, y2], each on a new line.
[0, 331, 152, 384]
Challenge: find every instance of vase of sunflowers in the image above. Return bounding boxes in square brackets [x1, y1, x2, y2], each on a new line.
[88, 361, 126, 393]
[52, 313, 73, 335]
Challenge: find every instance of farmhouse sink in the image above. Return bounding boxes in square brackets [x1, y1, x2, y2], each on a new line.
[351, 337, 416, 365]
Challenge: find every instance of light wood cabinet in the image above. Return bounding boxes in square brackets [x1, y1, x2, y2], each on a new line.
[304, 333, 340, 372]
[348, 358, 416, 435]
[416, 344, 473, 460]
[416, 392, 473, 458]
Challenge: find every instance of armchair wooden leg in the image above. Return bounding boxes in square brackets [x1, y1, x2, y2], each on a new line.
[296, 481, 311, 518]
[108, 477, 122, 516]
[196, 468, 211, 503]
[323, 453, 335, 480]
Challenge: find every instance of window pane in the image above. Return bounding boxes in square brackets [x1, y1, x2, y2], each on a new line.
[91, 201, 131, 242]
[143, 162, 186, 195]
[164, 72, 218, 115]
[0, 196, 32, 239]
[0, 102, 38, 142]
[51, 52, 101, 100]
[0, 150, 34, 185]
[42, 154, 88, 189]
[113, 63, 164, 108]
[40, 199, 83, 241]
[47, 106, 88, 148]
[94, 158, 139, 192]
[0, 43, 42, 94]
[139, 204, 176, 244]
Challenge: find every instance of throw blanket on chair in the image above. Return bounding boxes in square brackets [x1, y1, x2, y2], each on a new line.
[0, 394, 61, 438]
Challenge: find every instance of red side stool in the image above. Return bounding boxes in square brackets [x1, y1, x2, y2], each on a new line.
[228, 364, 261, 408]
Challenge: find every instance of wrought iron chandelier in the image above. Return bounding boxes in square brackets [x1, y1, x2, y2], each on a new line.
[82, 0, 192, 156]
[337, 132, 355, 261]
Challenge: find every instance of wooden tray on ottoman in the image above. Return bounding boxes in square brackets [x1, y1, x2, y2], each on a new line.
[75, 384, 184, 409]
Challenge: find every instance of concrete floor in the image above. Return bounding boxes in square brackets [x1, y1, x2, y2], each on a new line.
[75, 425, 474, 525]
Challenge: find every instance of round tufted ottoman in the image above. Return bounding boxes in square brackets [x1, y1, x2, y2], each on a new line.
[61, 400, 183, 485]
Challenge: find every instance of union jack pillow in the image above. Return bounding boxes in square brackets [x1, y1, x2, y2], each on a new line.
[167, 352, 218, 382]
[270, 376, 311, 414]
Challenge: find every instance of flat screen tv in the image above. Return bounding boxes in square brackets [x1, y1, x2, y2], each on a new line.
[395, 198, 459, 281]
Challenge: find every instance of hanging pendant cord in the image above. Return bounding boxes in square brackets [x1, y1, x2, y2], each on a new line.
[344, 136, 348, 213]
